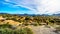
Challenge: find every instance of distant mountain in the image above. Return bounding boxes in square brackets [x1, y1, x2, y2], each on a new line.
[0, 13, 60, 16]
[52, 14, 60, 16]
[0, 13, 8, 14]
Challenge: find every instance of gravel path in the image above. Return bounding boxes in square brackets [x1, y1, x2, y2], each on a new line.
[30, 25, 60, 34]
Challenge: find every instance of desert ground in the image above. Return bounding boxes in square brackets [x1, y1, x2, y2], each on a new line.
[28, 25, 60, 34]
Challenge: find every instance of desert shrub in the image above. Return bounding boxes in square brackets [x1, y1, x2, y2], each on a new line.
[0, 24, 33, 34]
[32, 22, 38, 26]
[0, 28, 13, 34]
[55, 26, 60, 31]
[16, 28, 27, 34]
[24, 24, 29, 26]
[23, 27, 33, 34]
[0, 23, 12, 28]
[0, 27, 33, 34]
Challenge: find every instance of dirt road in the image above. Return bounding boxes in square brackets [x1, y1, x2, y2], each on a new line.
[30, 25, 60, 34]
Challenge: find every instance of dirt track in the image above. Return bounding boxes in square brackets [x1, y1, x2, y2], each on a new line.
[30, 25, 60, 34]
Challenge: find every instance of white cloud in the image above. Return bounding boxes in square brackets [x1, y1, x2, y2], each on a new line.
[4, 0, 37, 11]
[35, 0, 60, 14]
[4, 0, 60, 14]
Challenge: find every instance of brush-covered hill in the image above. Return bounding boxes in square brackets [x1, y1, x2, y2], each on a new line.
[0, 13, 60, 26]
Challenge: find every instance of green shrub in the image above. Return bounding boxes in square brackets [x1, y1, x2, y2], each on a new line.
[0, 28, 13, 34]
[0, 24, 33, 34]
[55, 26, 60, 31]
[0, 23, 12, 28]
[23, 27, 33, 34]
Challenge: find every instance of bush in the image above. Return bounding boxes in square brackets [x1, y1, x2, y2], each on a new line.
[55, 26, 60, 31]
[0, 28, 13, 34]
[0, 23, 12, 28]
[0, 24, 33, 34]
[0, 27, 33, 34]
[16, 27, 33, 34]
[32, 22, 38, 26]
[23, 27, 33, 34]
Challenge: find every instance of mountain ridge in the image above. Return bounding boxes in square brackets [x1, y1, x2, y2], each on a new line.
[0, 13, 60, 16]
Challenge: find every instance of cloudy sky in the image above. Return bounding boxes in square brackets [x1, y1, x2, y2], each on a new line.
[0, 0, 60, 15]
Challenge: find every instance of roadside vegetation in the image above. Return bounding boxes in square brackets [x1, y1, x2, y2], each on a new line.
[0, 14, 60, 34]
[0, 14, 60, 26]
[0, 23, 33, 34]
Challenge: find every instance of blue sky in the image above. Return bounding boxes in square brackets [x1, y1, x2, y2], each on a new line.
[0, 0, 60, 15]
[0, 0, 35, 14]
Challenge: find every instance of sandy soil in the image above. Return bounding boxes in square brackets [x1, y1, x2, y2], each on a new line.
[29, 25, 60, 34]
